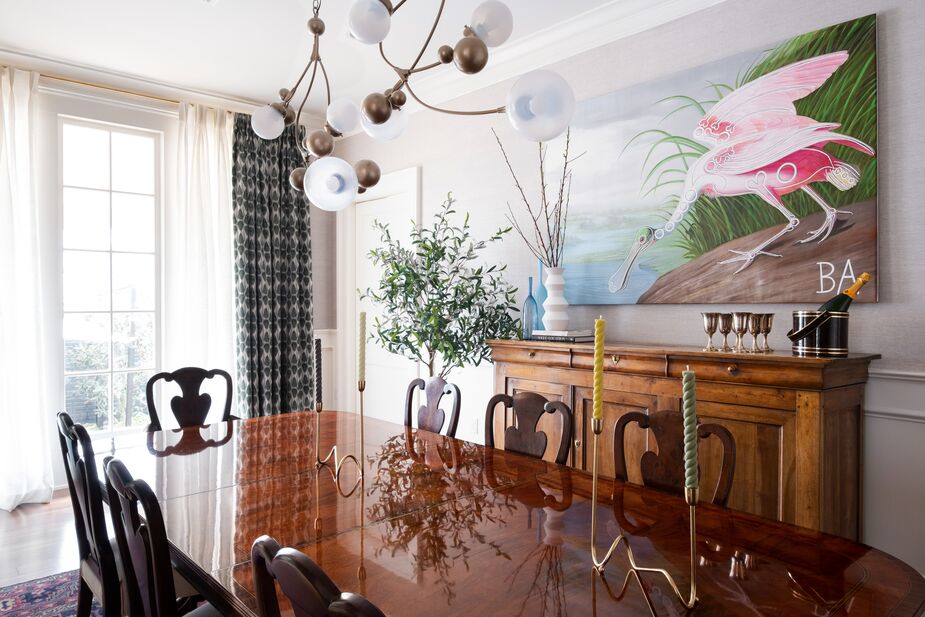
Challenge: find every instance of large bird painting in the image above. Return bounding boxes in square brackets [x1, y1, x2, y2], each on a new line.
[561, 15, 877, 304]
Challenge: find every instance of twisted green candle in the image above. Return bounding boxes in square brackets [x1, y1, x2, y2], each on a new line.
[682, 369, 698, 490]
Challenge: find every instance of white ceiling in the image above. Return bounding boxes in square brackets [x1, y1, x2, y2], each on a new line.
[0, 0, 615, 112]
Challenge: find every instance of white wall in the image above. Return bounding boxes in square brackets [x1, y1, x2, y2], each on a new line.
[334, 0, 925, 573]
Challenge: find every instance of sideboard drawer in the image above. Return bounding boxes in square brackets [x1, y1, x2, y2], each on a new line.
[572, 349, 665, 377]
[490, 344, 571, 368]
[668, 357, 823, 389]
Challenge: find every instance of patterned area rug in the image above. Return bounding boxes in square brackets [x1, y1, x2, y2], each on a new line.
[0, 570, 101, 616]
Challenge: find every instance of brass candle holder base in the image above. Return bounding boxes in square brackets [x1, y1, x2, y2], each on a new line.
[315, 394, 363, 496]
[589, 418, 698, 614]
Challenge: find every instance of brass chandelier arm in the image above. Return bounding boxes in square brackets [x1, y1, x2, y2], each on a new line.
[403, 81, 505, 116]
[285, 33, 324, 106]
[318, 59, 333, 106]
[375, 0, 445, 82]
[285, 55, 316, 105]
[407, 0, 446, 72]
[409, 60, 442, 75]
[377, 42, 405, 74]
[293, 60, 320, 156]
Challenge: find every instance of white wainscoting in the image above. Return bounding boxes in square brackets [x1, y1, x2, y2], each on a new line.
[862, 369, 925, 575]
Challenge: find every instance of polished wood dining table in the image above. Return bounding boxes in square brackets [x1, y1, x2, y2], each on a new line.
[95, 411, 925, 616]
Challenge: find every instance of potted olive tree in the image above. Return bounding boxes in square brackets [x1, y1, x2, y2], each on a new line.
[363, 194, 519, 390]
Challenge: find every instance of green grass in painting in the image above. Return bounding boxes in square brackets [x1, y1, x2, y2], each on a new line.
[631, 15, 877, 259]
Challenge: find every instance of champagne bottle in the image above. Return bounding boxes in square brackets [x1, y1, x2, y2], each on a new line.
[818, 272, 872, 312]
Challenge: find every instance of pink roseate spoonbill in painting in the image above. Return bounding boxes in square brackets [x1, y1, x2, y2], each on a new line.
[609, 51, 875, 293]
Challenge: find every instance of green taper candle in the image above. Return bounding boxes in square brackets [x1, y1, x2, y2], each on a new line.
[682, 367, 698, 490]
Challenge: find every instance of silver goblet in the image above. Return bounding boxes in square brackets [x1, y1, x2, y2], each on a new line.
[760, 313, 775, 353]
[731, 312, 751, 353]
[702, 312, 720, 352]
[748, 313, 763, 353]
[719, 313, 733, 352]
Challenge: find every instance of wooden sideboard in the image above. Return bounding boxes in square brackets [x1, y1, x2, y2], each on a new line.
[487, 339, 880, 540]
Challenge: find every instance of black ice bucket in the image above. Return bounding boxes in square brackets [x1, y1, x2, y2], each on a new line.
[787, 310, 850, 357]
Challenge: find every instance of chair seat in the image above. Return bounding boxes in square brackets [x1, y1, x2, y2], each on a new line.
[80, 537, 201, 616]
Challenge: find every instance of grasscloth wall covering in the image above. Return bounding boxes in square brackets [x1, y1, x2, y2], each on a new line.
[334, 0, 925, 573]
[232, 114, 314, 417]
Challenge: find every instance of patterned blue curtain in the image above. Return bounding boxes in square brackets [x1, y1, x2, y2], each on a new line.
[231, 114, 314, 417]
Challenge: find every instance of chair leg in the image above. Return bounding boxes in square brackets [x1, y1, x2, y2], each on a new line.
[76, 578, 93, 617]
[100, 584, 121, 617]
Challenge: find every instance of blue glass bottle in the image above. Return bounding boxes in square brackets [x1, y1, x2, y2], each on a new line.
[534, 259, 547, 330]
[522, 276, 538, 340]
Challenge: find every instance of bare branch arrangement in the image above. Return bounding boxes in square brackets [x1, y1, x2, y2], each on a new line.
[492, 128, 582, 268]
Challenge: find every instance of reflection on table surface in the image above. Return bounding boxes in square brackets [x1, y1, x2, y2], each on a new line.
[97, 411, 925, 617]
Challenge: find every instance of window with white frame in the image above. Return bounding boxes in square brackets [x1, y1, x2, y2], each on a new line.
[61, 118, 160, 435]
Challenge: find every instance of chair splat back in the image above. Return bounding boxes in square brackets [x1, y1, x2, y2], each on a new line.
[56, 412, 121, 614]
[105, 459, 179, 617]
[484, 392, 573, 465]
[613, 410, 737, 506]
[145, 367, 234, 431]
[404, 377, 461, 436]
[251, 536, 386, 617]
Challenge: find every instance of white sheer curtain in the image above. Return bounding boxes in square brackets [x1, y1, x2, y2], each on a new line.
[0, 68, 54, 510]
[163, 104, 235, 416]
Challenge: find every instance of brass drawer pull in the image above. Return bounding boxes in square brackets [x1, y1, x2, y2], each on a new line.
[727, 364, 740, 376]
[528, 350, 536, 358]
[574, 439, 582, 449]
[611, 355, 620, 365]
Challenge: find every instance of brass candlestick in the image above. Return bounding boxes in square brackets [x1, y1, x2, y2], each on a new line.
[589, 417, 698, 614]
[358, 379, 366, 482]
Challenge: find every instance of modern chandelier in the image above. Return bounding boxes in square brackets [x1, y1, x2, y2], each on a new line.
[251, 0, 576, 212]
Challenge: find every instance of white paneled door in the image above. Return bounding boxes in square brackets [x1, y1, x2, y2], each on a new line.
[336, 167, 421, 421]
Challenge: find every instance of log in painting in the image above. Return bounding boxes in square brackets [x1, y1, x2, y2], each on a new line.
[562, 15, 877, 304]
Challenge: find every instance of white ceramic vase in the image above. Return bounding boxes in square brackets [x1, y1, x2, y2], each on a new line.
[542, 266, 569, 331]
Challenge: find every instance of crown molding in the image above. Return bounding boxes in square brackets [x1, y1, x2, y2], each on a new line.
[0, 45, 321, 120]
[407, 0, 731, 109]
[1, 0, 728, 123]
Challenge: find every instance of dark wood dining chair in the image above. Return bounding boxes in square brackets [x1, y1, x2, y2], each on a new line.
[484, 392, 573, 465]
[56, 412, 122, 617]
[145, 367, 235, 431]
[613, 410, 736, 506]
[251, 535, 386, 617]
[104, 458, 221, 617]
[404, 376, 461, 436]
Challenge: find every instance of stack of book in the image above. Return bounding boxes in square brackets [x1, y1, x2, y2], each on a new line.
[526, 330, 594, 343]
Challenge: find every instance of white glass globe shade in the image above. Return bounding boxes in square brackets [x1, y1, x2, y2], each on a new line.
[251, 104, 286, 140]
[506, 70, 575, 142]
[471, 1, 514, 48]
[326, 99, 361, 134]
[361, 107, 408, 141]
[348, 0, 391, 45]
[304, 157, 359, 212]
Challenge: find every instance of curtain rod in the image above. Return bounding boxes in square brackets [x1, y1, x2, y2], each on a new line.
[41, 73, 181, 106]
